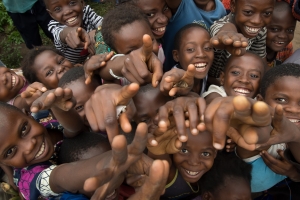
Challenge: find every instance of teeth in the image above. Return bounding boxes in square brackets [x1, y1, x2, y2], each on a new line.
[234, 88, 250, 95]
[35, 142, 45, 158]
[245, 26, 260, 34]
[289, 119, 300, 123]
[11, 75, 15, 87]
[66, 17, 77, 24]
[155, 27, 166, 32]
[185, 169, 199, 176]
[194, 63, 207, 68]
[275, 41, 285, 44]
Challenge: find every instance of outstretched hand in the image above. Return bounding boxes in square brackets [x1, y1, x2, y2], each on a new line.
[30, 87, 76, 113]
[21, 82, 48, 107]
[204, 96, 272, 150]
[160, 64, 195, 97]
[122, 34, 163, 87]
[84, 83, 139, 142]
[65, 27, 91, 50]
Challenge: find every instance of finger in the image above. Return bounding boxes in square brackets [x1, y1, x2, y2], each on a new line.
[116, 83, 140, 105]
[226, 127, 256, 151]
[181, 64, 195, 85]
[141, 34, 153, 61]
[150, 57, 163, 87]
[112, 134, 128, 165]
[157, 103, 171, 132]
[84, 99, 101, 132]
[232, 96, 252, 120]
[252, 101, 272, 126]
[186, 100, 199, 135]
[124, 57, 146, 84]
[119, 112, 132, 133]
[83, 169, 112, 192]
[128, 122, 148, 155]
[173, 105, 188, 142]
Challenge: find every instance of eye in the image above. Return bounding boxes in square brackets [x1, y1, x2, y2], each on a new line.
[186, 48, 194, 53]
[58, 57, 65, 65]
[69, 1, 77, 6]
[46, 69, 54, 77]
[270, 27, 279, 32]
[75, 105, 84, 112]
[54, 7, 62, 13]
[146, 13, 155, 17]
[275, 98, 286, 103]
[231, 70, 240, 75]
[140, 118, 150, 124]
[163, 5, 169, 12]
[21, 122, 29, 137]
[5, 147, 17, 158]
[287, 29, 295, 34]
[243, 10, 252, 15]
[264, 11, 272, 17]
[202, 152, 211, 157]
[250, 74, 259, 78]
[204, 46, 213, 51]
[180, 149, 189, 154]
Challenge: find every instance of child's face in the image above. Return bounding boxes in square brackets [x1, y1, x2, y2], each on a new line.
[45, 0, 84, 27]
[33, 50, 73, 89]
[231, 0, 274, 38]
[136, 0, 172, 39]
[113, 20, 159, 55]
[220, 54, 264, 98]
[266, 9, 296, 52]
[173, 130, 216, 183]
[0, 67, 25, 102]
[0, 110, 54, 168]
[133, 86, 170, 133]
[204, 177, 251, 200]
[66, 78, 99, 125]
[173, 27, 214, 79]
[264, 76, 300, 129]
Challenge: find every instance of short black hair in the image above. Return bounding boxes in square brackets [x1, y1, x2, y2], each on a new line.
[57, 131, 110, 164]
[200, 153, 252, 195]
[21, 46, 65, 84]
[260, 63, 300, 98]
[224, 51, 266, 72]
[173, 23, 209, 51]
[101, 3, 150, 51]
[58, 66, 85, 88]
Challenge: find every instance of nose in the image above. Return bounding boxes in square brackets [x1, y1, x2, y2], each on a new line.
[187, 153, 201, 166]
[250, 14, 262, 25]
[195, 47, 207, 58]
[238, 73, 250, 84]
[284, 102, 300, 114]
[63, 6, 72, 16]
[277, 30, 288, 39]
[156, 13, 168, 25]
[23, 137, 37, 155]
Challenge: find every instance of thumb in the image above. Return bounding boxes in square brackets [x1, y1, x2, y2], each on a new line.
[116, 83, 140, 105]
[77, 27, 89, 49]
[141, 34, 153, 62]
[181, 64, 195, 85]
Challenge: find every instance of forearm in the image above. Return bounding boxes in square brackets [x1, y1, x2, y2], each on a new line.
[98, 56, 127, 81]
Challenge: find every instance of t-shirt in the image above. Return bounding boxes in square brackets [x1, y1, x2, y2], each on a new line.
[162, 0, 226, 72]
[201, 85, 227, 98]
[209, 14, 267, 78]
[2, 0, 37, 13]
[48, 5, 103, 64]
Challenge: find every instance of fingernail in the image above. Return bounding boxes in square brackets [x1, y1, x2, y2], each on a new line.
[42, 87, 47, 91]
[158, 120, 166, 127]
[226, 145, 230, 148]
[213, 143, 222, 150]
[227, 139, 231, 143]
[151, 140, 157, 146]
[191, 128, 198, 135]
[180, 135, 187, 142]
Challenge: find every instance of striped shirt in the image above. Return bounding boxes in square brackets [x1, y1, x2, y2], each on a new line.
[208, 14, 267, 78]
[48, 5, 103, 64]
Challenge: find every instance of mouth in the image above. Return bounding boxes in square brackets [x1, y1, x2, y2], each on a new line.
[184, 169, 200, 176]
[105, 190, 117, 200]
[152, 26, 166, 37]
[287, 118, 300, 123]
[233, 87, 251, 96]
[66, 16, 78, 26]
[194, 62, 207, 72]
[35, 142, 45, 159]
[272, 41, 286, 47]
[245, 26, 261, 35]
[11, 74, 16, 87]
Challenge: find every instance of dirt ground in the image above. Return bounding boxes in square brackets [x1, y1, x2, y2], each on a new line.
[292, 22, 300, 51]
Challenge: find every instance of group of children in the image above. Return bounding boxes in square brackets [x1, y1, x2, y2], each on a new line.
[1, 0, 300, 199]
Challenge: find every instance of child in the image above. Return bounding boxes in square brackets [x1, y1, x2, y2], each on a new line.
[266, 1, 296, 68]
[162, 0, 226, 71]
[45, 0, 103, 64]
[208, 0, 275, 78]
[172, 23, 214, 95]
[200, 153, 252, 200]
[0, 101, 151, 199]
[202, 51, 265, 104]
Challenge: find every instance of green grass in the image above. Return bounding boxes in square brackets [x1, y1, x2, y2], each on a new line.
[0, 0, 114, 68]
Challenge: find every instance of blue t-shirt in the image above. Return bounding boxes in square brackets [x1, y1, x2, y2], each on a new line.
[3, 0, 37, 13]
[162, 0, 226, 72]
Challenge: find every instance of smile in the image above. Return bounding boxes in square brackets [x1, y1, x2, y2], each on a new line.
[154, 27, 166, 32]
[194, 62, 207, 72]
[233, 88, 250, 95]
[184, 169, 200, 176]
[35, 142, 45, 158]
[288, 118, 300, 123]
[11, 74, 16, 87]
[245, 26, 261, 34]
[66, 16, 78, 25]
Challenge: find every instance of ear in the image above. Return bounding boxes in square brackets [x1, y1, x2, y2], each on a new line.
[219, 71, 225, 85]
[202, 192, 213, 200]
[256, 94, 264, 101]
[172, 50, 179, 62]
[230, 0, 236, 14]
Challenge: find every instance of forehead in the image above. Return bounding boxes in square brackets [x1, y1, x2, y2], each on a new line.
[34, 50, 59, 68]
[67, 79, 97, 99]
[269, 8, 296, 27]
[45, 0, 81, 6]
[226, 54, 264, 72]
[185, 130, 213, 149]
[137, 0, 166, 9]
[237, 0, 275, 8]
[266, 76, 300, 94]
[180, 27, 210, 44]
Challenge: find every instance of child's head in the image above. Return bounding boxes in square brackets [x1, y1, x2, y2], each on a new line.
[200, 153, 252, 200]
[0, 66, 25, 102]
[230, 0, 275, 38]
[22, 46, 73, 89]
[101, 3, 158, 54]
[133, 84, 171, 132]
[130, 0, 172, 39]
[266, 1, 296, 53]
[44, 0, 85, 27]
[259, 63, 300, 128]
[220, 51, 265, 98]
[0, 102, 54, 168]
[58, 131, 111, 164]
[172, 129, 216, 183]
[173, 23, 214, 79]
[58, 66, 101, 124]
